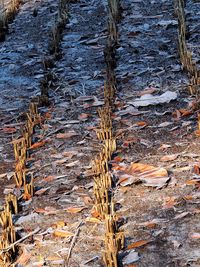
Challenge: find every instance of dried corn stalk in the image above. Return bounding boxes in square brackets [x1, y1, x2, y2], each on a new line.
[175, 0, 200, 95]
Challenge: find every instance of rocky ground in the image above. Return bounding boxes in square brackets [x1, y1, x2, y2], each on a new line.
[0, 0, 200, 266]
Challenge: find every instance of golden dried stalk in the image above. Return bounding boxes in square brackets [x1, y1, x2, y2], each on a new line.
[91, 1, 121, 264]
[98, 107, 112, 129]
[96, 128, 112, 141]
[108, 14, 118, 43]
[13, 137, 26, 161]
[92, 156, 109, 174]
[0, 225, 17, 264]
[14, 169, 26, 187]
[15, 157, 26, 173]
[103, 139, 116, 157]
[0, 204, 13, 230]
[175, 0, 200, 95]
[94, 172, 112, 190]
[108, 0, 121, 23]
[29, 102, 38, 116]
[0, 78, 41, 267]
[103, 214, 124, 266]
[24, 175, 34, 197]
[26, 113, 35, 132]
[22, 130, 32, 148]
[104, 82, 115, 106]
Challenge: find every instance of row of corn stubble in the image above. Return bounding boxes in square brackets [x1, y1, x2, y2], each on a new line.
[0, 0, 69, 265]
[91, 1, 124, 266]
[175, 0, 200, 95]
[40, 0, 69, 105]
[0, 0, 21, 41]
[0, 103, 42, 266]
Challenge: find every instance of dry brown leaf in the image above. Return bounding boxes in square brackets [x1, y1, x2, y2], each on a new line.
[86, 217, 101, 223]
[35, 187, 50, 196]
[186, 179, 200, 185]
[136, 121, 147, 127]
[1, 127, 17, 133]
[55, 158, 68, 165]
[193, 165, 200, 175]
[35, 207, 57, 215]
[75, 95, 94, 102]
[180, 109, 193, 117]
[43, 112, 52, 119]
[32, 261, 43, 267]
[183, 195, 193, 201]
[46, 256, 62, 261]
[120, 118, 132, 125]
[35, 208, 46, 213]
[127, 240, 150, 250]
[51, 153, 65, 159]
[113, 163, 133, 171]
[55, 221, 66, 228]
[173, 108, 192, 119]
[0, 173, 7, 179]
[78, 113, 90, 121]
[142, 222, 157, 228]
[113, 155, 124, 163]
[86, 126, 96, 131]
[115, 163, 169, 187]
[15, 247, 31, 265]
[83, 196, 93, 205]
[160, 154, 178, 162]
[194, 129, 200, 136]
[139, 88, 157, 96]
[172, 109, 181, 120]
[145, 222, 157, 228]
[174, 212, 189, 220]
[127, 163, 167, 177]
[65, 206, 86, 213]
[56, 131, 78, 139]
[53, 230, 74, 238]
[30, 140, 46, 150]
[91, 209, 101, 218]
[43, 175, 55, 182]
[122, 137, 139, 148]
[118, 186, 129, 193]
[62, 150, 77, 158]
[118, 175, 133, 185]
[190, 233, 200, 239]
[158, 144, 171, 151]
[23, 193, 32, 201]
[193, 209, 200, 214]
[139, 219, 164, 228]
[66, 160, 80, 167]
[162, 197, 178, 209]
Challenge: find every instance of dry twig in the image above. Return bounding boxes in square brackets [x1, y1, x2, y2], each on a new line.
[0, 227, 40, 254]
[65, 221, 83, 266]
